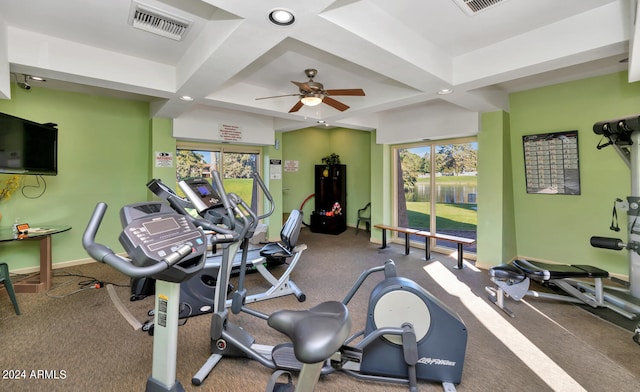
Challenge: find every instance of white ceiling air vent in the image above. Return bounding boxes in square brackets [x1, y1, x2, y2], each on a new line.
[452, 0, 510, 15]
[128, 2, 192, 41]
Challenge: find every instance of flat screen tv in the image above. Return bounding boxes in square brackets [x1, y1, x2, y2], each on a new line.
[0, 112, 58, 175]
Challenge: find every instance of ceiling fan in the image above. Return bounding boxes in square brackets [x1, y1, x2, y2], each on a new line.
[256, 69, 365, 113]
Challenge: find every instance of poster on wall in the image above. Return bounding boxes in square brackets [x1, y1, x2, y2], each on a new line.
[523, 130, 580, 195]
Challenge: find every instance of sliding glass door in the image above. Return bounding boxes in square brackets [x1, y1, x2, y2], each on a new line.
[176, 145, 260, 210]
[395, 139, 477, 255]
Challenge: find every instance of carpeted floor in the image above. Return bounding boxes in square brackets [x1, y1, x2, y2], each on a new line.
[1, 226, 639, 391]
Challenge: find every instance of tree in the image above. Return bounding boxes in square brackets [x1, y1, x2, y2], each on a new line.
[176, 150, 207, 180]
[399, 149, 422, 191]
[436, 143, 477, 175]
[223, 153, 256, 178]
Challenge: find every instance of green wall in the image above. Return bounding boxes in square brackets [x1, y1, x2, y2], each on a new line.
[6, 70, 640, 280]
[0, 85, 150, 270]
[263, 132, 283, 238]
[281, 127, 372, 227]
[476, 111, 517, 267]
[508, 71, 640, 277]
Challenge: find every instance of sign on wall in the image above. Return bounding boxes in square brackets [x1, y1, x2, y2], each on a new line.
[155, 151, 173, 167]
[270, 159, 282, 180]
[284, 160, 299, 172]
[523, 130, 580, 195]
[219, 123, 242, 142]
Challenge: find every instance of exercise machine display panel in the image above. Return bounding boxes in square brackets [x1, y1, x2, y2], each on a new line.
[179, 178, 223, 213]
[118, 202, 207, 282]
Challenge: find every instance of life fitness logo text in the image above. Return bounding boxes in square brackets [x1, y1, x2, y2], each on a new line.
[418, 357, 457, 367]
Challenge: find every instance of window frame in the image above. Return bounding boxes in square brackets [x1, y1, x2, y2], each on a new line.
[391, 136, 477, 258]
[176, 141, 263, 213]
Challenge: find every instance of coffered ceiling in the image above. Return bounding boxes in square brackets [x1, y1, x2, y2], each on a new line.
[0, 0, 636, 141]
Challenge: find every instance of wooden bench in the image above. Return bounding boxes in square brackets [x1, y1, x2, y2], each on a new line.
[416, 230, 475, 269]
[374, 224, 418, 255]
[374, 224, 476, 269]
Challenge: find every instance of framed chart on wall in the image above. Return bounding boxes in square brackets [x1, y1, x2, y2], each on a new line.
[523, 130, 580, 195]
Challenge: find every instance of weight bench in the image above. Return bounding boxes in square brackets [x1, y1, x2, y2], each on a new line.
[486, 259, 640, 319]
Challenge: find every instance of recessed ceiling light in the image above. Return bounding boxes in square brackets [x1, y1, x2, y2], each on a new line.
[437, 88, 453, 95]
[179, 95, 194, 101]
[268, 9, 295, 26]
[317, 120, 325, 124]
[27, 75, 46, 82]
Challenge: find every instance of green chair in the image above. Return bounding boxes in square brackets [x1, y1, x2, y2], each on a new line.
[0, 262, 21, 315]
[355, 202, 371, 235]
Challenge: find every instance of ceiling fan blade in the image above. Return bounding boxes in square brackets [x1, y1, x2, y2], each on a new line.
[288, 100, 304, 113]
[323, 96, 350, 111]
[325, 88, 365, 96]
[291, 80, 311, 92]
[255, 93, 300, 100]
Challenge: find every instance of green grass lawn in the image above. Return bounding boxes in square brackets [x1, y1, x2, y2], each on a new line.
[406, 201, 477, 231]
[223, 178, 253, 205]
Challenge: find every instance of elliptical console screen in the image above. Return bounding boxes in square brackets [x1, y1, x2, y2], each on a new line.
[143, 217, 180, 235]
[179, 178, 223, 212]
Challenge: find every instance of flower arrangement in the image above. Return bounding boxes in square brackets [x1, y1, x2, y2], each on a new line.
[0, 175, 23, 202]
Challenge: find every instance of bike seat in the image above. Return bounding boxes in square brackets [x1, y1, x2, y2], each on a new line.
[268, 301, 351, 364]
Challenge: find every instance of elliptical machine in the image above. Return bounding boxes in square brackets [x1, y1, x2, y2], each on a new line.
[193, 171, 468, 391]
[136, 173, 307, 322]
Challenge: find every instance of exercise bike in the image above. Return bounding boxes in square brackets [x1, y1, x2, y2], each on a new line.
[82, 201, 210, 391]
[193, 171, 468, 391]
[83, 196, 351, 392]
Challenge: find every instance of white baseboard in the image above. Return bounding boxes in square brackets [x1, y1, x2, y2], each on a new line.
[11, 255, 126, 275]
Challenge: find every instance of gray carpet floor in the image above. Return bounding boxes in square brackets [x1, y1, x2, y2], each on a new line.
[1, 226, 639, 391]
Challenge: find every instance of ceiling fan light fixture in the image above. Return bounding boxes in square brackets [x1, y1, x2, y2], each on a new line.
[268, 9, 295, 26]
[301, 94, 323, 106]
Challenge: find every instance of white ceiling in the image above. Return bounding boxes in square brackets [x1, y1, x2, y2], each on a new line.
[0, 0, 637, 140]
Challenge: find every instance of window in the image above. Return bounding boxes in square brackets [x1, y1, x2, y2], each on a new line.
[176, 143, 260, 210]
[394, 139, 477, 256]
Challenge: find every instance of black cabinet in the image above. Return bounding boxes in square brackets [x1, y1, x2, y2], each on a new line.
[310, 164, 346, 235]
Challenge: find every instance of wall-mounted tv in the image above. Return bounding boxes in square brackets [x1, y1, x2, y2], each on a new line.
[0, 112, 58, 176]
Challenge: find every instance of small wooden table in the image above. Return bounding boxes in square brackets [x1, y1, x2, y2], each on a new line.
[0, 226, 71, 293]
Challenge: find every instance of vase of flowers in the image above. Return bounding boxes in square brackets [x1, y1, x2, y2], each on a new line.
[0, 175, 23, 222]
[0, 175, 22, 201]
